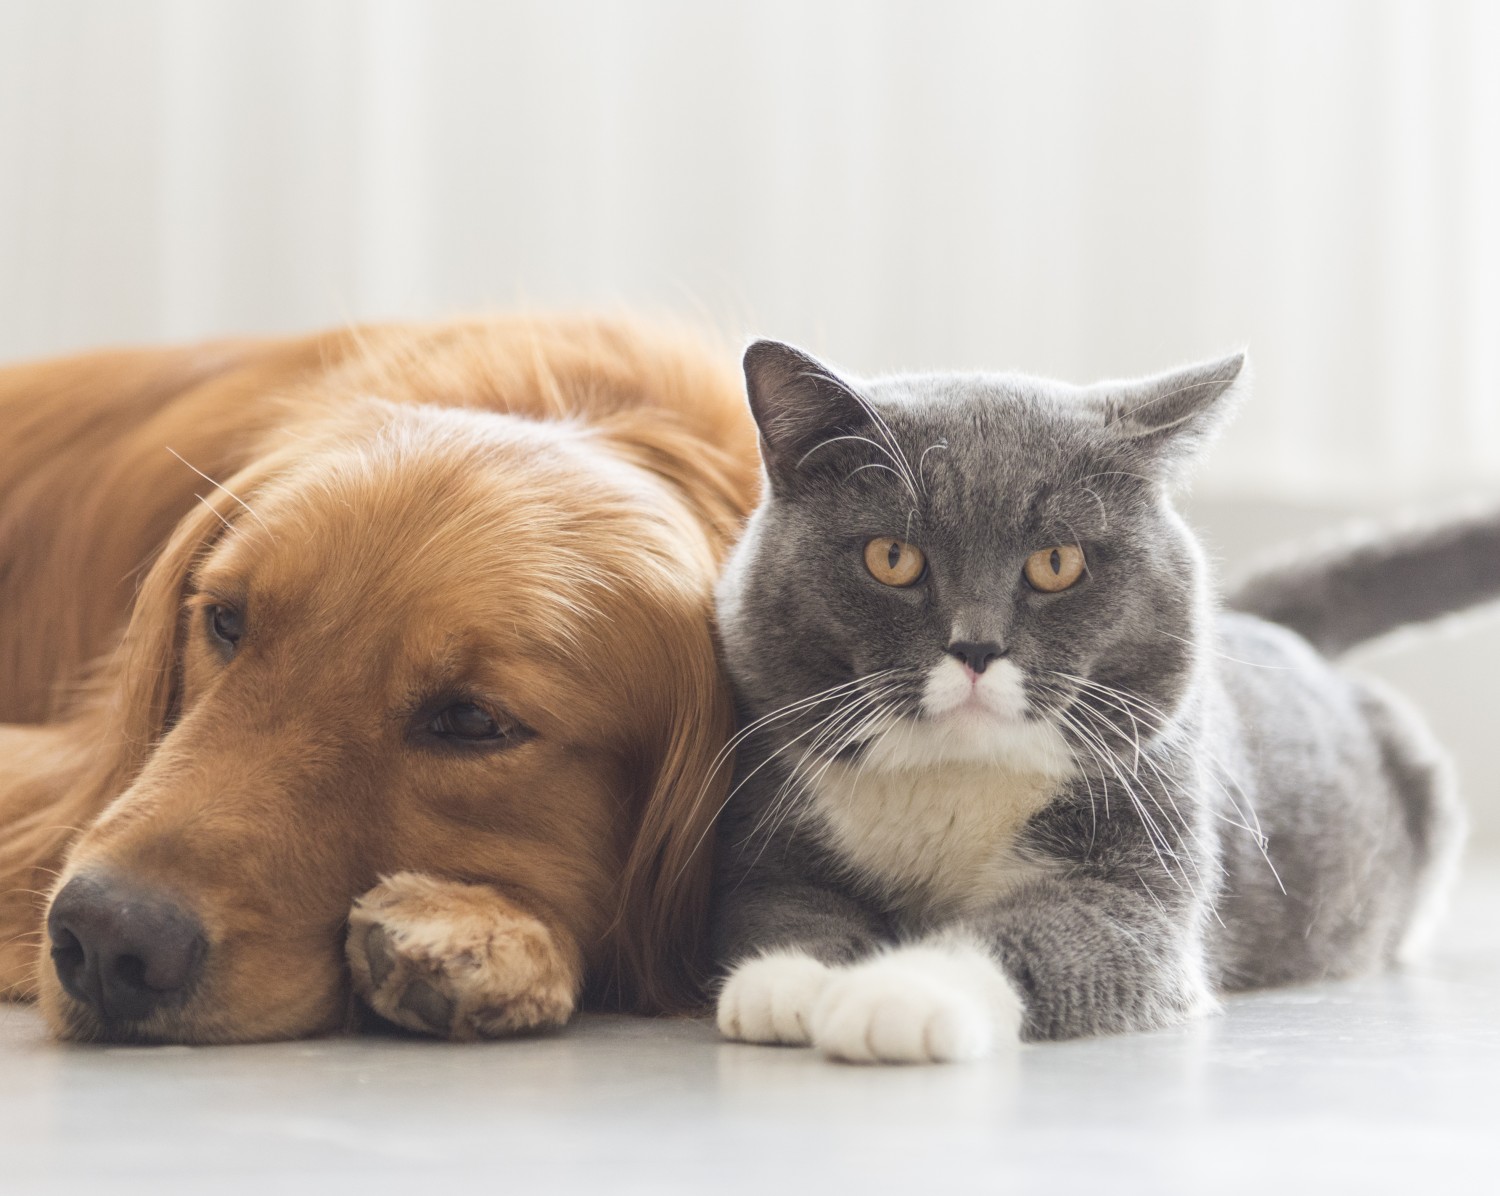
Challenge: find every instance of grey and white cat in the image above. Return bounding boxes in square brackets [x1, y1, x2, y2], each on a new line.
[710, 340, 1478, 1064]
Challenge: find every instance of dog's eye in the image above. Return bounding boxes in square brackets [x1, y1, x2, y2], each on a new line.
[206, 603, 243, 648]
[429, 702, 504, 742]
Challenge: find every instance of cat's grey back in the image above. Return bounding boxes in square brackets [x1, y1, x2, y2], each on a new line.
[1204, 612, 1464, 987]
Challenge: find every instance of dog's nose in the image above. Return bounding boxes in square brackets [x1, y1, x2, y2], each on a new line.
[947, 639, 1005, 674]
[47, 873, 206, 1023]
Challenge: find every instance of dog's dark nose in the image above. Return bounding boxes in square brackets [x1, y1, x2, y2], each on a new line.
[948, 639, 1005, 674]
[48, 874, 206, 1023]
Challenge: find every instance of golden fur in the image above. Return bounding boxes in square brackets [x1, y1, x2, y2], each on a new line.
[0, 315, 758, 1042]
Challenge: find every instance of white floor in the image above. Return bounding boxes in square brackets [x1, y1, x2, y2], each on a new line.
[2, 865, 1497, 1196]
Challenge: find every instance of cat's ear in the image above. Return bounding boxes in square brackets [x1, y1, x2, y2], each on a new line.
[1097, 351, 1248, 478]
[742, 340, 869, 486]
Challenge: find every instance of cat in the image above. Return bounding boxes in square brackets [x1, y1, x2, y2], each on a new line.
[709, 339, 1478, 1063]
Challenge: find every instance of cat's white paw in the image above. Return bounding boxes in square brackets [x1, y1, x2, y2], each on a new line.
[809, 942, 1024, 1064]
[717, 950, 832, 1046]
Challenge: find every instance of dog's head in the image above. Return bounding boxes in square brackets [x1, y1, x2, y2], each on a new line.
[37, 387, 744, 1042]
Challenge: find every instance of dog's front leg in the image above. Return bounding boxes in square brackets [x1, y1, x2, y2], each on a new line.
[346, 872, 582, 1040]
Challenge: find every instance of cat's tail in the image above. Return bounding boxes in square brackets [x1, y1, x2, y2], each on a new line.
[1225, 502, 1500, 657]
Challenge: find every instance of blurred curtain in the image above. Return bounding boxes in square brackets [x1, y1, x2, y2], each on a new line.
[0, 0, 1496, 502]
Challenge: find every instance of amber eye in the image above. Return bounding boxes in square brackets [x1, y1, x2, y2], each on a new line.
[864, 537, 927, 587]
[1024, 544, 1087, 592]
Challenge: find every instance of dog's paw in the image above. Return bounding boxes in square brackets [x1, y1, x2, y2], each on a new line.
[346, 872, 580, 1041]
[717, 949, 832, 1046]
[809, 942, 1024, 1064]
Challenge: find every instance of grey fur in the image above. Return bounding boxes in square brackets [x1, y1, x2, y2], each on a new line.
[710, 340, 1470, 1043]
[1229, 504, 1500, 655]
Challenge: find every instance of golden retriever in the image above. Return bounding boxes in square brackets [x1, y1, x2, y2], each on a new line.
[0, 315, 758, 1043]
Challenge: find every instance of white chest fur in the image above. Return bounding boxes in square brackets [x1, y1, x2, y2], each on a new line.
[810, 759, 1064, 917]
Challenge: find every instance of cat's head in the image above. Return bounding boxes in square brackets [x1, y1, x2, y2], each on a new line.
[716, 339, 1246, 778]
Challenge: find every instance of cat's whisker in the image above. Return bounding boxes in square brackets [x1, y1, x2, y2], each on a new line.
[1050, 670, 1282, 894]
[1063, 699, 1223, 917]
[1080, 469, 1156, 487]
[776, 699, 907, 849]
[845, 462, 908, 488]
[1056, 705, 1170, 864]
[1068, 481, 1110, 530]
[1133, 867, 1169, 915]
[692, 668, 904, 801]
[673, 670, 908, 884]
[708, 669, 901, 778]
[1055, 670, 1271, 848]
[916, 440, 949, 495]
[792, 370, 922, 507]
[749, 694, 888, 844]
[1034, 697, 1107, 838]
[796, 433, 902, 475]
[735, 684, 905, 854]
[1033, 685, 1114, 821]
[768, 697, 904, 849]
[846, 392, 921, 506]
[1157, 629, 1294, 671]
[1049, 699, 1197, 897]
[743, 688, 906, 864]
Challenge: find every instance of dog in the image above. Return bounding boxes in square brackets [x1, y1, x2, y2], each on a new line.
[0, 315, 758, 1043]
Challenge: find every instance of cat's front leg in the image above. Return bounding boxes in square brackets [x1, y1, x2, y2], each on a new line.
[963, 875, 1213, 1042]
[807, 938, 1025, 1063]
[713, 871, 890, 1048]
[800, 870, 1207, 1062]
[717, 948, 834, 1046]
[713, 876, 1023, 1062]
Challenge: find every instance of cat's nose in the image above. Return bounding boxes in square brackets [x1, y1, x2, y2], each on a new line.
[948, 640, 1006, 674]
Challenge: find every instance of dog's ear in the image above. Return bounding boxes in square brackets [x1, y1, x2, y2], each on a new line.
[596, 411, 761, 559]
[606, 598, 735, 1014]
[89, 452, 290, 795]
[0, 454, 285, 947]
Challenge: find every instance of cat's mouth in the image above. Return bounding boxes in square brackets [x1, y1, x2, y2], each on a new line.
[837, 695, 1076, 775]
[920, 656, 1031, 725]
[929, 692, 1023, 725]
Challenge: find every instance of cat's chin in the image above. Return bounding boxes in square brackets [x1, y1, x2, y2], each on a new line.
[859, 706, 1076, 776]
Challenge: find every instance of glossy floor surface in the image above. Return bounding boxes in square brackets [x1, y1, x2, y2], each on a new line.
[3, 864, 1498, 1195]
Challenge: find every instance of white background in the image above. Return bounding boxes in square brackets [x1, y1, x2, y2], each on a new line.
[2, 0, 1499, 840]
[2, 0, 1498, 504]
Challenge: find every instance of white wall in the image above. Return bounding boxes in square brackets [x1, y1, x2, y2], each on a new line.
[2, 0, 1498, 503]
[2, 1, 1499, 841]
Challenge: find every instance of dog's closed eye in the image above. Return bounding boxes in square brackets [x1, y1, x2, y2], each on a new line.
[418, 700, 533, 753]
[205, 603, 243, 653]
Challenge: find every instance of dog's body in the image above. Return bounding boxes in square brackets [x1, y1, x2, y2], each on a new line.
[0, 316, 758, 1042]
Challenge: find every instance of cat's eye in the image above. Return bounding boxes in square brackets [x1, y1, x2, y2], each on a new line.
[1024, 545, 1087, 592]
[864, 537, 927, 587]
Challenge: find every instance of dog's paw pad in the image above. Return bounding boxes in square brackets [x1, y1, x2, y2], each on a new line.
[346, 872, 579, 1041]
[363, 924, 396, 989]
[396, 978, 455, 1034]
